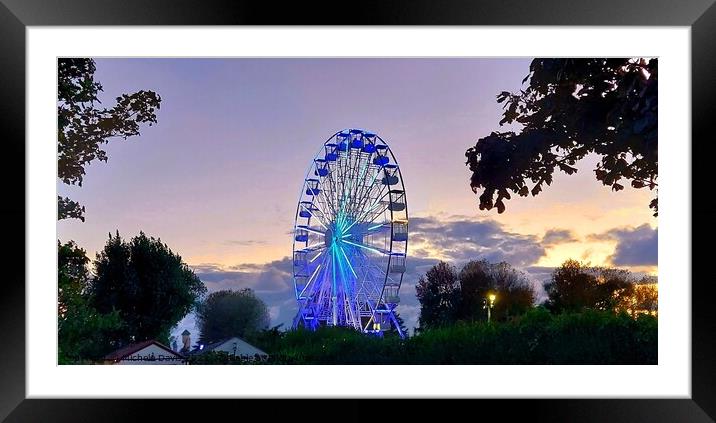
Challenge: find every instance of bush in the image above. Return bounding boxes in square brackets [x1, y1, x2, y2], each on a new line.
[257, 309, 656, 364]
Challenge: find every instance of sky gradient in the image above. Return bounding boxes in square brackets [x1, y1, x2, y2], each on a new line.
[57, 58, 658, 337]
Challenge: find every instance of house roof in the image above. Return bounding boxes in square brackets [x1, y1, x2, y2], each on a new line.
[104, 340, 184, 361]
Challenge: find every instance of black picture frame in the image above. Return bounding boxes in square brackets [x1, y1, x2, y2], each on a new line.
[2, 0, 714, 421]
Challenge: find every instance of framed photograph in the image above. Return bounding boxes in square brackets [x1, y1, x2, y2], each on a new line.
[3, 0, 714, 420]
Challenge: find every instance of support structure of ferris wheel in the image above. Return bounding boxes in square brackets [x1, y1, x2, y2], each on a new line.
[291, 128, 408, 338]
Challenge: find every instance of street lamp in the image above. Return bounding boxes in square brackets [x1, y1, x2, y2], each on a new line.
[485, 292, 497, 323]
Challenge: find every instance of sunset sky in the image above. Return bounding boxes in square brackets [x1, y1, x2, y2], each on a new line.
[57, 58, 657, 336]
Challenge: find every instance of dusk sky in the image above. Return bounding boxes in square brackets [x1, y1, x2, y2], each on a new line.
[57, 58, 658, 337]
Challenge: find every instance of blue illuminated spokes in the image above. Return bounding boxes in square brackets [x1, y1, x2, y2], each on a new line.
[317, 215, 356, 327]
[327, 220, 359, 291]
[330, 158, 380, 328]
[310, 212, 386, 329]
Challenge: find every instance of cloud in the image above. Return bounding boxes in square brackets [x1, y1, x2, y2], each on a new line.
[191, 257, 294, 294]
[607, 225, 657, 266]
[223, 240, 268, 246]
[191, 263, 225, 273]
[522, 265, 556, 303]
[587, 233, 614, 242]
[395, 304, 421, 332]
[409, 216, 546, 267]
[580, 248, 593, 260]
[268, 305, 281, 321]
[542, 228, 578, 246]
[588, 224, 657, 267]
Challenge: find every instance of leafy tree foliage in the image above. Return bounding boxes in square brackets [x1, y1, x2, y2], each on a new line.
[544, 260, 596, 312]
[90, 232, 205, 346]
[458, 260, 535, 322]
[58, 58, 161, 221]
[632, 281, 658, 316]
[544, 259, 652, 314]
[417, 260, 534, 329]
[196, 288, 270, 344]
[58, 240, 123, 363]
[466, 58, 657, 216]
[58, 240, 91, 318]
[415, 261, 460, 330]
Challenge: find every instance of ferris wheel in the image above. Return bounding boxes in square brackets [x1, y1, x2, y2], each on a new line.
[292, 129, 408, 337]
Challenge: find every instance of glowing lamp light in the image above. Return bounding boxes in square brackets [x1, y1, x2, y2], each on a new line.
[486, 293, 497, 323]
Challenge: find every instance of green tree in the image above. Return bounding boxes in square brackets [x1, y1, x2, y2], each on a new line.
[592, 266, 636, 312]
[544, 260, 596, 312]
[457, 259, 492, 319]
[632, 279, 658, 316]
[58, 240, 123, 363]
[465, 58, 657, 216]
[544, 259, 636, 314]
[58, 58, 161, 221]
[458, 260, 535, 322]
[196, 289, 271, 344]
[415, 261, 460, 330]
[90, 231, 206, 346]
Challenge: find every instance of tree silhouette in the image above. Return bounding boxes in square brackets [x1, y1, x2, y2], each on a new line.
[90, 231, 205, 346]
[544, 259, 639, 314]
[196, 288, 270, 344]
[58, 240, 123, 362]
[415, 261, 460, 330]
[460, 260, 535, 322]
[632, 280, 658, 316]
[465, 58, 657, 216]
[58, 58, 161, 221]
